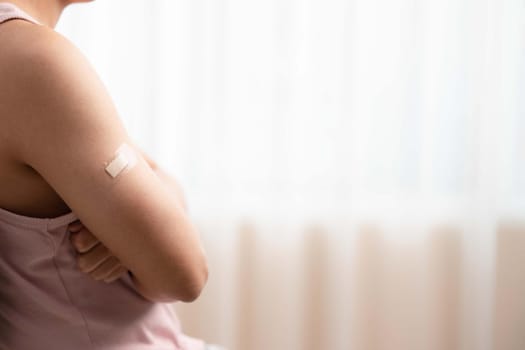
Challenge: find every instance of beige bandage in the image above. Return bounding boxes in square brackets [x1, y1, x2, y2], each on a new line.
[104, 143, 138, 178]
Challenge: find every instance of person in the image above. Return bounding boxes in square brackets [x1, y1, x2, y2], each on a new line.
[0, 1, 224, 349]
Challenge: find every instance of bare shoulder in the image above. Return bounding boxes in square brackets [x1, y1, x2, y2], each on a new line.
[0, 20, 123, 163]
[0, 19, 81, 82]
[0, 20, 208, 302]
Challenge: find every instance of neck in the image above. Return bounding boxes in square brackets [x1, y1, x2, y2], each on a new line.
[5, 0, 67, 28]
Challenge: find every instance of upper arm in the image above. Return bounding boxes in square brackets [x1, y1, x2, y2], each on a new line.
[3, 29, 207, 301]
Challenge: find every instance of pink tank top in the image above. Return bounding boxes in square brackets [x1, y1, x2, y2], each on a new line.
[0, 3, 205, 349]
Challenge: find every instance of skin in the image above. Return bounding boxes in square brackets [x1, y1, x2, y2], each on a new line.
[68, 151, 190, 284]
[0, 0, 208, 302]
[4, 0, 92, 28]
[68, 150, 190, 285]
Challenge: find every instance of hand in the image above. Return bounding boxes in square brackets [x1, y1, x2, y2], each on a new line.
[68, 220, 128, 283]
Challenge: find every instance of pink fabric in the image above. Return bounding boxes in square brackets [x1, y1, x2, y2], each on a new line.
[0, 3, 206, 350]
[0, 2, 40, 24]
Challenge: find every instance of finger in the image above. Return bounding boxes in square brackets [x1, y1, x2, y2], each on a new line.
[68, 221, 84, 233]
[77, 243, 112, 273]
[70, 228, 100, 253]
[88, 256, 121, 281]
[104, 266, 128, 283]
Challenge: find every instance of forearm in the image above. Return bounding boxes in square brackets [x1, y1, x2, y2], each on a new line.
[128, 271, 193, 303]
[130, 146, 203, 302]
[125, 190, 207, 303]
[153, 166, 188, 212]
[136, 147, 188, 211]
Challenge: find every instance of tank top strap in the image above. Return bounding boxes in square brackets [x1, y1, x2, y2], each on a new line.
[0, 2, 41, 25]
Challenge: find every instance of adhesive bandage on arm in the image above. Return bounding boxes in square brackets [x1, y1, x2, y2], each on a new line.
[104, 143, 138, 178]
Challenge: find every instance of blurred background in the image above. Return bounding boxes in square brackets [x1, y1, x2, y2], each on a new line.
[56, 0, 524, 349]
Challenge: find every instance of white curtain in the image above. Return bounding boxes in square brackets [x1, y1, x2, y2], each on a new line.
[57, 1, 525, 349]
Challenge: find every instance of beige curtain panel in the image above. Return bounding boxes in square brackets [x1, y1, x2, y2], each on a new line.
[58, 0, 525, 349]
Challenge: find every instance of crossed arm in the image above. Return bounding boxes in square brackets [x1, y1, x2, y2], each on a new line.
[3, 24, 208, 303]
[68, 148, 194, 299]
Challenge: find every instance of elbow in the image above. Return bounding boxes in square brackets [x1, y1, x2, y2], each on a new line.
[130, 257, 209, 303]
[178, 259, 209, 303]
[164, 254, 209, 303]
[131, 246, 209, 303]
